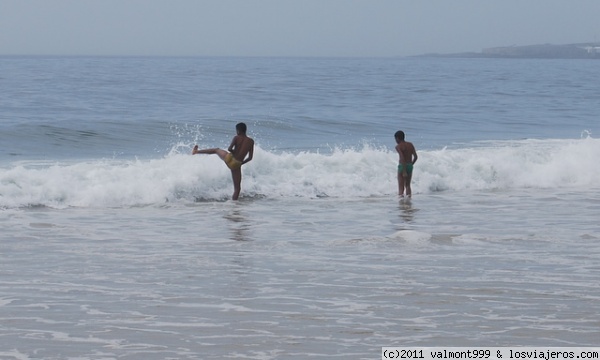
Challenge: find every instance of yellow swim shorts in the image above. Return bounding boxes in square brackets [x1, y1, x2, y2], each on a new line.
[225, 153, 242, 170]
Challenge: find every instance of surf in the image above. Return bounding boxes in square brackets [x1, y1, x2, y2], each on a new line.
[1, 137, 598, 209]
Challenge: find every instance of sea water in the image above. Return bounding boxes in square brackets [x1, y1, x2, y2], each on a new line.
[0, 56, 599, 359]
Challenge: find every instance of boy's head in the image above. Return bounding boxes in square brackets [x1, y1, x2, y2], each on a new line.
[236, 122, 247, 134]
[394, 130, 405, 142]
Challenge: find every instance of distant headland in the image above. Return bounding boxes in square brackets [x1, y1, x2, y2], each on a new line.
[417, 42, 600, 59]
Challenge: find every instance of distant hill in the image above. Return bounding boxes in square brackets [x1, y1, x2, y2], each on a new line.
[417, 42, 600, 59]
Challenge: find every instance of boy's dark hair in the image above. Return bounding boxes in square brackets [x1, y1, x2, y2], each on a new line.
[394, 130, 405, 141]
[236, 122, 247, 134]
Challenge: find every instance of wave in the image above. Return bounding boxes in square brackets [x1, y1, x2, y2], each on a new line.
[1, 137, 598, 208]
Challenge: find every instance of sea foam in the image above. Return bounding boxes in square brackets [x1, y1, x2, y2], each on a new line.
[1, 137, 598, 208]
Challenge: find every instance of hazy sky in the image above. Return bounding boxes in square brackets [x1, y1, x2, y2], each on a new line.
[1, 0, 599, 57]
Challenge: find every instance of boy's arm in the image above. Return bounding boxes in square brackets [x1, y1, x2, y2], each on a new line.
[412, 146, 418, 164]
[242, 144, 254, 165]
[227, 136, 238, 152]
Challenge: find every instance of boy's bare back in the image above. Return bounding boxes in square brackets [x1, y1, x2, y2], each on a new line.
[229, 134, 254, 163]
[396, 141, 417, 164]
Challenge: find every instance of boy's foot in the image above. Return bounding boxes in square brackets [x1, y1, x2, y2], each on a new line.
[192, 145, 199, 155]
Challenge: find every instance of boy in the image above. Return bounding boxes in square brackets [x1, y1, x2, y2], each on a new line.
[395, 130, 418, 197]
[192, 122, 254, 200]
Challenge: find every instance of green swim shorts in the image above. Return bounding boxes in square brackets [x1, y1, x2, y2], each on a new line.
[397, 163, 414, 174]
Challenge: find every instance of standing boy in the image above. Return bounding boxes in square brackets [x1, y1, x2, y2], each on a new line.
[395, 130, 418, 197]
[192, 122, 254, 200]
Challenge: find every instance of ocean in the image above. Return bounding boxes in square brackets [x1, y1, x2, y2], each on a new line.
[1, 56, 599, 359]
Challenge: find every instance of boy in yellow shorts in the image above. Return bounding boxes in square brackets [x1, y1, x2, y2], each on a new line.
[193, 123, 254, 200]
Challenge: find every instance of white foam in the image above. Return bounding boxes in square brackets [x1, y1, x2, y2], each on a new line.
[1, 137, 598, 208]
[0, 350, 30, 360]
[418, 137, 600, 192]
[391, 230, 432, 244]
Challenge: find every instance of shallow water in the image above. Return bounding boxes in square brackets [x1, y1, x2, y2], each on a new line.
[2, 188, 599, 358]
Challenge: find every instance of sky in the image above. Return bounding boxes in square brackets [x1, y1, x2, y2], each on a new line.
[1, 0, 600, 57]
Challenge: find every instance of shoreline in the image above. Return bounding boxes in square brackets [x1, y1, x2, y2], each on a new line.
[415, 42, 600, 59]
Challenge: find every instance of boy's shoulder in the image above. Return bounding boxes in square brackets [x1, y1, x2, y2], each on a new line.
[235, 134, 254, 144]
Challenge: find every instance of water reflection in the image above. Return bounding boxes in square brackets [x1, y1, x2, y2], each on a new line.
[398, 197, 416, 223]
[223, 206, 252, 241]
